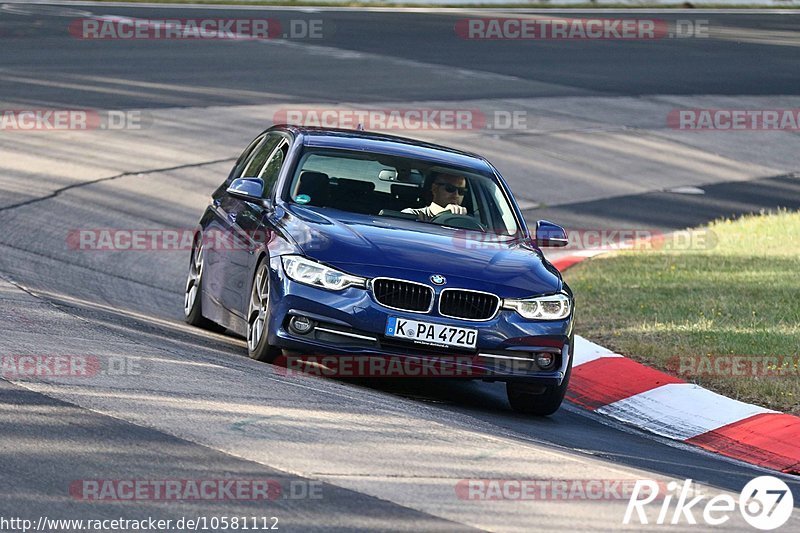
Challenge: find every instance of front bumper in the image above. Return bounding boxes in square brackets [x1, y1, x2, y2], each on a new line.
[265, 258, 574, 385]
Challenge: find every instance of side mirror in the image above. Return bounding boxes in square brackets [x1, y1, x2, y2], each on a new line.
[227, 177, 265, 202]
[535, 220, 568, 247]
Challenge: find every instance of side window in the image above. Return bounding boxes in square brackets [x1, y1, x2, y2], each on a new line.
[229, 134, 265, 183]
[242, 134, 283, 178]
[259, 141, 288, 197]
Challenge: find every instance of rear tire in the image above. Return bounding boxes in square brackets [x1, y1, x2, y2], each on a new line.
[184, 236, 226, 333]
[506, 346, 573, 416]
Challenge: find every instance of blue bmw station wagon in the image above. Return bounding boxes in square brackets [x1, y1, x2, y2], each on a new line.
[185, 125, 574, 415]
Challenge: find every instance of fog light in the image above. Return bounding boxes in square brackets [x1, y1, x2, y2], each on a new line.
[289, 316, 314, 335]
[535, 352, 556, 370]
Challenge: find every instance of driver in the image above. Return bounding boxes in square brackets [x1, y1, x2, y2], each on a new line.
[402, 171, 468, 221]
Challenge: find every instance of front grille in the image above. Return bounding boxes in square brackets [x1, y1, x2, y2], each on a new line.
[439, 289, 500, 320]
[372, 278, 433, 312]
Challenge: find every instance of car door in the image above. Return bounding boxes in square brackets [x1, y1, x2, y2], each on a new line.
[218, 133, 290, 315]
[203, 134, 266, 310]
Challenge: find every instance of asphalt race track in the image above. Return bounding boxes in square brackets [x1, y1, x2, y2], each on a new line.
[0, 2, 799, 531]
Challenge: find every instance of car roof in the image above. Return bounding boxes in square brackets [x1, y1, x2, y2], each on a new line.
[272, 125, 494, 172]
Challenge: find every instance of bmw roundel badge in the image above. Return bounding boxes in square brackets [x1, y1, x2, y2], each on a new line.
[430, 274, 446, 285]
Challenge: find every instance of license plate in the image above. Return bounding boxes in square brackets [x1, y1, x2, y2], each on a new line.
[385, 317, 477, 349]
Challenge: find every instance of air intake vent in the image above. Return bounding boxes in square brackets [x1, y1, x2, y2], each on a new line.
[439, 289, 499, 320]
[372, 278, 433, 313]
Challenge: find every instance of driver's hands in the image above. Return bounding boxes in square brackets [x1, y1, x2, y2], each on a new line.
[445, 204, 467, 215]
[430, 203, 467, 216]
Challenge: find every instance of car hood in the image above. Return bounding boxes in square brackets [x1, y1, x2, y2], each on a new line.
[279, 205, 561, 298]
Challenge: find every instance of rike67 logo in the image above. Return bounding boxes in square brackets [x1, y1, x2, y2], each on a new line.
[624, 476, 794, 530]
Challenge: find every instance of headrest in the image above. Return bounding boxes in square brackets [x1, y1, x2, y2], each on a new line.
[298, 171, 329, 188]
[335, 178, 374, 194]
[391, 183, 420, 196]
[297, 171, 330, 205]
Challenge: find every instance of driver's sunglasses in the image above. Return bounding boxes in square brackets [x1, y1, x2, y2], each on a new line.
[435, 182, 468, 195]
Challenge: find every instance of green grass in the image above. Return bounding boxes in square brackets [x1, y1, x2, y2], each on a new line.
[564, 209, 800, 414]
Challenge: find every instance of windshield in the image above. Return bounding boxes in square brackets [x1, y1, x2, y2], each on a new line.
[285, 148, 520, 236]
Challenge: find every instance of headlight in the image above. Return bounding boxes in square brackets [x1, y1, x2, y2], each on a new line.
[503, 292, 571, 320]
[281, 255, 366, 291]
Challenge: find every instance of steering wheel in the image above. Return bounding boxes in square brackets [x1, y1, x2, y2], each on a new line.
[430, 212, 487, 232]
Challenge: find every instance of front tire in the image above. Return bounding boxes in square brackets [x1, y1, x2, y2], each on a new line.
[506, 348, 573, 416]
[246, 259, 280, 363]
[184, 237, 225, 333]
